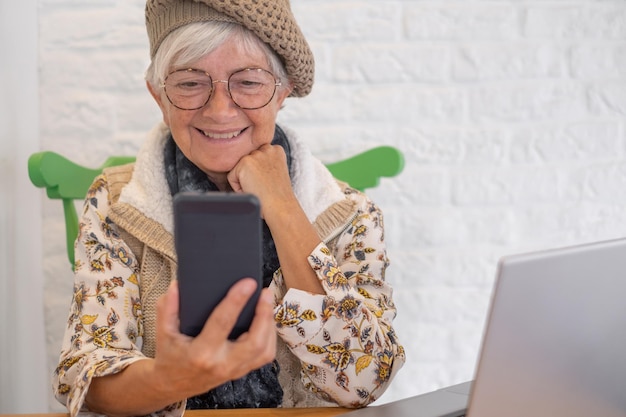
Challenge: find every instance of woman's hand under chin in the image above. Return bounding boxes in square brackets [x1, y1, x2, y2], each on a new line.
[226, 143, 298, 219]
[228, 143, 325, 295]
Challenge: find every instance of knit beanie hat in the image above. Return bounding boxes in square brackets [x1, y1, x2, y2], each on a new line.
[145, 0, 314, 97]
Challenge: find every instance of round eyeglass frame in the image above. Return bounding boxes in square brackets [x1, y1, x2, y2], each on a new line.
[160, 67, 282, 111]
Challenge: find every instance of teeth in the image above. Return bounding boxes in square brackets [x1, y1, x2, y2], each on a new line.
[202, 129, 242, 139]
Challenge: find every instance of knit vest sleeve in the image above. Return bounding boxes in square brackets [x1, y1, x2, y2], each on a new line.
[103, 163, 177, 358]
[102, 163, 146, 261]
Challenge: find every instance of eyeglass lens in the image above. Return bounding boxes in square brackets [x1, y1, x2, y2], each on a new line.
[163, 68, 278, 110]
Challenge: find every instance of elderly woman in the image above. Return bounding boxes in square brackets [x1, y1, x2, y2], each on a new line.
[53, 0, 405, 416]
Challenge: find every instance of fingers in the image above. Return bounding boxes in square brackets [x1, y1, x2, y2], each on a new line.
[243, 288, 278, 362]
[247, 288, 275, 334]
[213, 287, 277, 378]
[195, 279, 276, 378]
[157, 280, 181, 336]
[196, 278, 258, 342]
[227, 144, 291, 197]
[153, 279, 276, 390]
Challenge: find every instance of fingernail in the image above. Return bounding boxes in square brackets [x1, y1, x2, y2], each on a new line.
[240, 279, 256, 295]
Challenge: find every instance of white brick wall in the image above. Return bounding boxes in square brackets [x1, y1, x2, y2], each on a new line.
[35, 0, 626, 411]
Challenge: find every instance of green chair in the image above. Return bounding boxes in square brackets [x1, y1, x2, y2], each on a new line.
[28, 146, 404, 268]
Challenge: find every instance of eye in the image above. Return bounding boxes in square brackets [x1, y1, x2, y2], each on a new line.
[232, 78, 264, 89]
[175, 78, 210, 90]
[178, 80, 200, 88]
[165, 69, 212, 92]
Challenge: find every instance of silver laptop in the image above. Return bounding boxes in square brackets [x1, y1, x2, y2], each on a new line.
[341, 237, 626, 417]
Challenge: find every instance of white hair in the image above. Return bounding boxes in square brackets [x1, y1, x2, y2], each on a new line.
[145, 21, 289, 91]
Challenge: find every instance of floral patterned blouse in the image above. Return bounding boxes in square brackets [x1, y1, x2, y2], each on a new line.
[53, 174, 405, 416]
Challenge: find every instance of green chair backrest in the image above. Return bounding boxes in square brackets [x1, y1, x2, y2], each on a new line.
[28, 146, 403, 268]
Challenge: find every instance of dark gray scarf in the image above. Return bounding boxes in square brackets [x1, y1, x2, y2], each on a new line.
[164, 126, 291, 409]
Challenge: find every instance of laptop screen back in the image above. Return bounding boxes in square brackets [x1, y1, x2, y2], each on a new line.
[467, 238, 626, 417]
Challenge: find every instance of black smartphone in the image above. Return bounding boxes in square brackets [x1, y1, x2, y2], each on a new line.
[173, 192, 262, 339]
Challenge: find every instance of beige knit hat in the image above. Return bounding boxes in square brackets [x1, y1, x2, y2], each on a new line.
[145, 0, 314, 97]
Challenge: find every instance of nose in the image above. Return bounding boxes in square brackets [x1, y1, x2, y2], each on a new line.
[202, 79, 237, 115]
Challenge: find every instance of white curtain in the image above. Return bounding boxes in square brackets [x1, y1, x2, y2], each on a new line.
[0, 0, 49, 412]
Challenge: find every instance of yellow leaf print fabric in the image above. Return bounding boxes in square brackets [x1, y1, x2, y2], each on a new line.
[53, 175, 405, 416]
[272, 191, 405, 407]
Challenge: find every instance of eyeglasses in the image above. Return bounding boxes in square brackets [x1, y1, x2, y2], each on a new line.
[160, 67, 282, 110]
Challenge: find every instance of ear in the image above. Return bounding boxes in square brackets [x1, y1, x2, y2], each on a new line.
[146, 80, 169, 125]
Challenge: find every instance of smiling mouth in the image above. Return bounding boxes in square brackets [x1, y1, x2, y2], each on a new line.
[200, 128, 246, 139]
